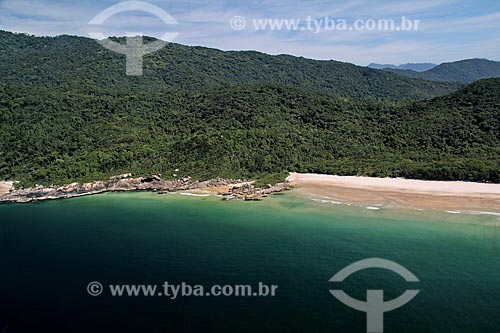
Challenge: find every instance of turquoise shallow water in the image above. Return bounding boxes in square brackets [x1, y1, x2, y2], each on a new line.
[0, 191, 499, 332]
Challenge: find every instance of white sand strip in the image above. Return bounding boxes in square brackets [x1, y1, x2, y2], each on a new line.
[287, 173, 500, 195]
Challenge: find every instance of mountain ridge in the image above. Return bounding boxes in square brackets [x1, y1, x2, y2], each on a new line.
[384, 58, 500, 83]
[1, 29, 498, 186]
[0, 29, 461, 101]
[368, 63, 437, 72]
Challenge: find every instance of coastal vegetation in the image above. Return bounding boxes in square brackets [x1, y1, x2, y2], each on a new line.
[1, 79, 499, 187]
[0, 30, 461, 100]
[0, 31, 499, 187]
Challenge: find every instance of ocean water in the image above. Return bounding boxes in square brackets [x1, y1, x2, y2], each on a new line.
[0, 191, 499, 333]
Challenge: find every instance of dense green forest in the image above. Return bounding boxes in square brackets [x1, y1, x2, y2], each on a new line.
[1, 79, 499, 186]
[0, 31, 499, 187]
[0, 30, 461, 100]
[386, 58, 500, 83]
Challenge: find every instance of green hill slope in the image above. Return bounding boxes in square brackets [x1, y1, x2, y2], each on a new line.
[1, 79, 499, 186]
[0, 30, 461, 100]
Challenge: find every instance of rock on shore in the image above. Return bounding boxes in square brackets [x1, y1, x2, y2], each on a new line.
[221, 182, 295, 201]
[0, 176, 294, 204]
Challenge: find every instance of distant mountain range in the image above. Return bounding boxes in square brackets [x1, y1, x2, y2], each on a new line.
[368, 63, 437, 72]
[373, 59, 500, 83]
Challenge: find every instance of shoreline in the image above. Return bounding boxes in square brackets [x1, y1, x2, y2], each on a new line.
[287, 173, 500, 212]
[3, 173, 500, 212]
[0, 176, 293, 204]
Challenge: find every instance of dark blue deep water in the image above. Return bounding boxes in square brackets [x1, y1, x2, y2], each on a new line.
[1, 192, 499, 332]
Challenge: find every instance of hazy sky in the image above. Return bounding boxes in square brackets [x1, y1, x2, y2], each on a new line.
[1, 0, 499, 65]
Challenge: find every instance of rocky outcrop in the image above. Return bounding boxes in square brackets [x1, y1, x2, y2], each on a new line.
[222, 181, 295, 201]
[0, 176, 242, 204]
[0, 176, 294, 204]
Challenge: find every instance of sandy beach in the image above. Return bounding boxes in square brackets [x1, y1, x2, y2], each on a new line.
[287, 173, 500, 212]
[0, 181, 13, 195]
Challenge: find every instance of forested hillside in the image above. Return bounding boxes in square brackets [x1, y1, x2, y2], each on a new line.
[1, 31, 498, 186]
[0, 30, 461, 100]
[1, 79, 499, 186]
